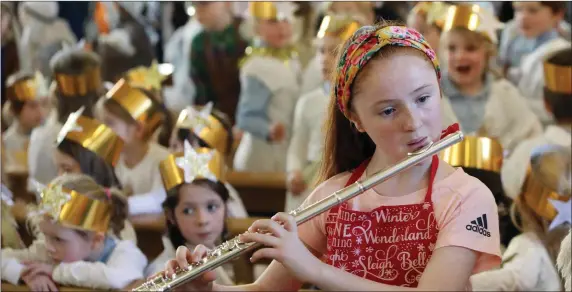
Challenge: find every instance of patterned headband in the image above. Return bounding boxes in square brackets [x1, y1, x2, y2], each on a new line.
[335, 25, 441, 119]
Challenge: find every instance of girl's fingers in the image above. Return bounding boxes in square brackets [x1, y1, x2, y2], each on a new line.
[174, 245, 193, 270]
[248, 219, 286, 238]
[191, 244, 210, 263]
[47, 279, 59, 292]
[147, 270, 165, 281]
[250, 248, 280, 263]
[165, 259, 179, 277]
[239, 232, 281, 247]
[272, 212, 297, 232]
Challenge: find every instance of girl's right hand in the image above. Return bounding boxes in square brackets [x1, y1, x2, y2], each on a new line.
[164, 245, 218, 291]
[21, 273, 58, 292]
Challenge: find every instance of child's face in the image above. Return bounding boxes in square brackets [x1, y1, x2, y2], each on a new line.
[446, 32, 488, 88]
[173, 183, 226, 248]
[194, 2, 230, 31]
[19, 98, 49, 130]
[257, 19, 293, 49]
[39, 218, 96, 263]
[54, 149, 81, 175]
[407, 14, 441, 54]
[100, 111, 139, 144]
[514, 2, 562, 38]
[351, 53, 442, 164]
[320, 36, 341, 81]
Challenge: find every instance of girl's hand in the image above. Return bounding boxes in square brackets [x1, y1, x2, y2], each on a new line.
[163, 245, 218, 291]
[22, 262, 55, 278]
[239, 212, 322, 284]
[268, 122, 285, 143]
[21, 273, 58, 292]
[287, 170, 306, 195]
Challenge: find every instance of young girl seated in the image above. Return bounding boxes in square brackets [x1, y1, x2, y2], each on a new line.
[98, 79, 171, 215]
[286, 13, 362, 212]
[54, 108, 137, 243]
[162, 21, 501, 291]
[440, 4, 542, 153]
[471, 145, 571, 291]
[1, 174, 147, 290]
[145, 143, 233, 285]
[3, 72, 50, 169]
[171, 103, 247, 218]
[28, 47, 102, 185]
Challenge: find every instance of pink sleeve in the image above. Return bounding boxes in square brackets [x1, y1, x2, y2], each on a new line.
[434, 179, 502, 274]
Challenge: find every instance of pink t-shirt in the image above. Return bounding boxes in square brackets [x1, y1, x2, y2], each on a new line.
[297, 167, 502, 275]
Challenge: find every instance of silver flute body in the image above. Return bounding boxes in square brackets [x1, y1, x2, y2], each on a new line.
[134, 131, 464, 292]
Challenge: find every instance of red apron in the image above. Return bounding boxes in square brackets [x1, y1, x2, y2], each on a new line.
[324, 124, 459, 287]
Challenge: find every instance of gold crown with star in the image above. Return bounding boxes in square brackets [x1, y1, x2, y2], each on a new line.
[6, 71, 48, 102]
[125, 61, 173, 91]
[175, 103, 230, 155]
[522, 144, 571, 221]
[104, 78, 164, 136]
[56, 107, 124, 166]
[544, 61, 572, 94]
[160, 142, 226, 191]
[38, 183, 112, 232]
[316, 13, 362, 42]
[442, 4, 503, 44]
[249, 1, 296, 21]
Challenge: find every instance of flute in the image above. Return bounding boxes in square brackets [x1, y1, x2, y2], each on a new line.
[134, 131, 464, 292]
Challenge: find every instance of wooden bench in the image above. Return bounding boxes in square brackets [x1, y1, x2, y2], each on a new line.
[227, 171, 286, 217]
[2, 280, 143, 291]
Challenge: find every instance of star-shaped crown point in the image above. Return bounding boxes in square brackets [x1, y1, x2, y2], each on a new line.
[127, 60, 165, 90]
[57, 106, 85, 144]
[40, 184, 71, 220]
[175, 141, 217, 184]
[182, 102, 213, 135]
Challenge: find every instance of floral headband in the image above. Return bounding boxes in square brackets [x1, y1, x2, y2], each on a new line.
[335, 25, 441, 119]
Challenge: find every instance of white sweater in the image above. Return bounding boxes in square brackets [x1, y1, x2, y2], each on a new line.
[1, 238, 147, 290]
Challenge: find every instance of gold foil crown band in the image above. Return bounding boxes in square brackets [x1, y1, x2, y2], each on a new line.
[441, 136, 503, 173]
[249, 1, 296, 21]
[543, 62, 572, 94]
[6, 72, 48, 102]
[522, 144, 571, 222]
[105, 79, 163, 137]
[176, 103, 229, 155]
[160, 142, 226, 192]
[54, 66, 101, 97]
[443, 4, 502, 44]
[39, 184, 112, 233]
[57, 107, 124, 166]
[317, 14, 361, 42]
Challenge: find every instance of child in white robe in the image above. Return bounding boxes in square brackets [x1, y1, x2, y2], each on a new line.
[1, 174, 147, 290]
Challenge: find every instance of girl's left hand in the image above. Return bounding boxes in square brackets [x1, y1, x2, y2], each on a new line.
[239, 212, 322, 284]
[22, 262, 55, 278]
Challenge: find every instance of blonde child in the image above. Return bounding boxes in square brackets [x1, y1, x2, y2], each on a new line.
[500, 2, 570, 125]
[440, 4, 542, 153]
[145, 143, 233, 285]
[471, 145, 571, 291]
[1, 174, 147, 290]
[171, 103, 248, 219]
[285, 14, 361, 212]
[98, 79, 171, 215]
[28, 48, 103, 185]
[233, 2, 301, 173]
[163, 21, 501, 291]
[3, 72, 50, 169]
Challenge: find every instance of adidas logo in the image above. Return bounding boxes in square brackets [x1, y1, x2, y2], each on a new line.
[466, 214, 491, 237]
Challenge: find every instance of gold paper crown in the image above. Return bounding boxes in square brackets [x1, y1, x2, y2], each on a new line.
[105, 79, 163, 136]
[442, 4, 501, 43]
[543, 62, 572, 94]
[176, 103, 229, 155]
[249, 1, 295, 21]
[54, 66, 101, 97]
[125, 61, 173, 91]
[39, 184, 112, 232]
[316, 14, 361, 42]
[56, 107, 124, 166]
[441, 136, 503, 173]
[6, 72, 48, 102]
[426, 2, 450, 29]
[522, 145, 571, 221]
[160, 142, 226, 191]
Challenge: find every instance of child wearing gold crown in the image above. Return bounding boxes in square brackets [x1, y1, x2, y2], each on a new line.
[285, 14, 362, 213]
[471, 144, 571, 290]
[233, 1, 302, 173]
[171, 103, 247, 218]
[144, 142, 234, 284]
[406, 2, 449, 63]
[3, 72, 50, 170]
[28, 47, 103, 186]
[98, 79, 172, 215]
[1, 174, 147, 290]
[440, 4, 542, 153]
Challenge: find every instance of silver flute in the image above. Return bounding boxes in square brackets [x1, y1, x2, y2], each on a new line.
[134, 131, 464, 292]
